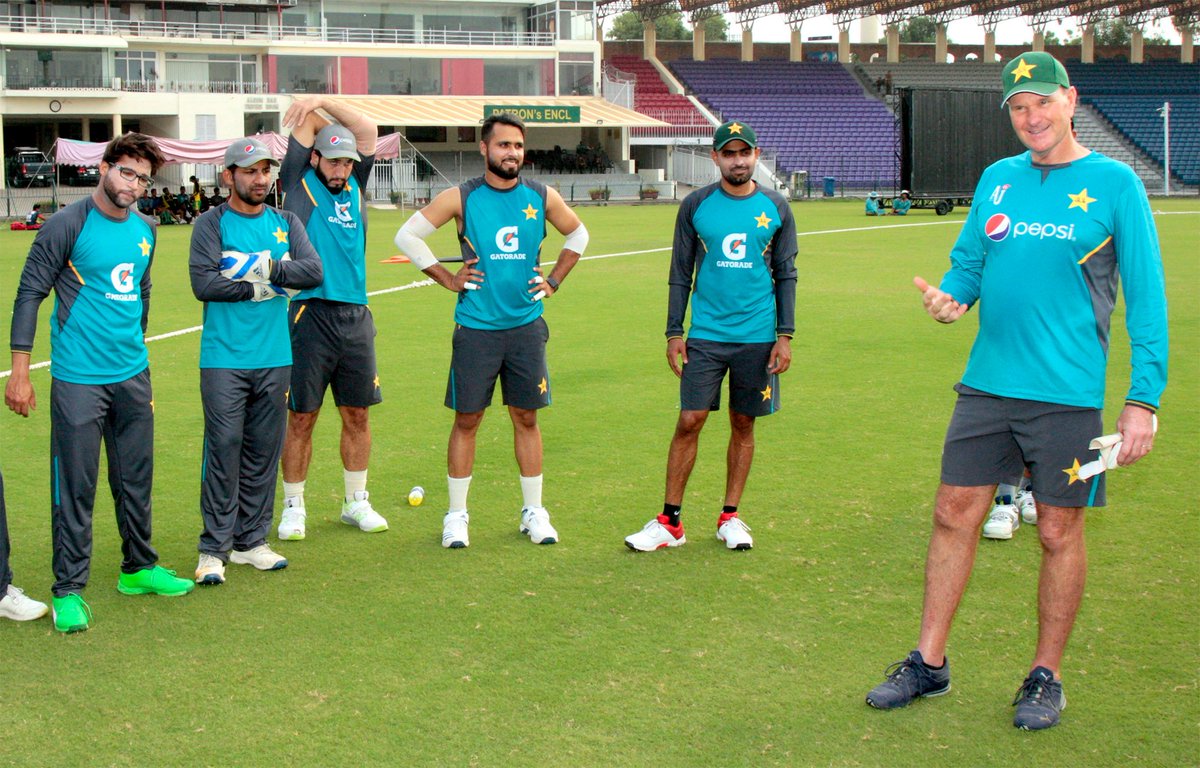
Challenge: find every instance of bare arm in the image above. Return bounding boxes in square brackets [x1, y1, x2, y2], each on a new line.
[531, 186, 584, 297]
[283, 96, 377, 155]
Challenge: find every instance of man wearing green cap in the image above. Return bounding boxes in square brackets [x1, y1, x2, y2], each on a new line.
[624, 120, 797, 553]
[865, 51, 1168, 731]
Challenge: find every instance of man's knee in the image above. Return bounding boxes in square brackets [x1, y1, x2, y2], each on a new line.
[508, 406, 538, 430]
[1036, 506, 1085, 551]
[288, 409, 320, 438]
[338, 405, 370, 433]
[675, 409, 709, 437]
[932, 484, 993, 532]
[454, 410, 485, 434]
[729, 411, 756, 436]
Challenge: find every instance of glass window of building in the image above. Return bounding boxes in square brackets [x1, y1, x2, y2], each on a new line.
[484, 60, 550, 96]
[558, 51, 594, 95]
[3, 47, 105, 89]
[366, 57, 441, 96]
[275, 55, 336, 95]
[164, 52, 259, 94]
[115, 50, 158, 89]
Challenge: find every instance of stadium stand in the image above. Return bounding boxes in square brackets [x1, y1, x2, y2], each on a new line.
[610, 55, 711, 130]
[1067, 62, 1200, 185]
[669, 60, 898, 189]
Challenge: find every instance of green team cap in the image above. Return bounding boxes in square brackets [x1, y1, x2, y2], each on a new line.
[713, 120, 758, 150]
[1001, 51, 1071, 106]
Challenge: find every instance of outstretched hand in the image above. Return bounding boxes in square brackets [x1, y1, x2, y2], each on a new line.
[913, 276, 968, 324]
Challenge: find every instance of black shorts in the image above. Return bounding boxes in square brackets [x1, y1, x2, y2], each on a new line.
[680, 339, 779, 417]
[446, 317, 550, 413]
[941, 384, 1105, 508]
[288, 299, 381, 412]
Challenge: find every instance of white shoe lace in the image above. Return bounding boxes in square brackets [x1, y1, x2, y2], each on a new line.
[989, 505, 1017, 523]
[721, 517, 752, 535]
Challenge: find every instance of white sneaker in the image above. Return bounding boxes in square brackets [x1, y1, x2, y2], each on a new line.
[195, 553, 226, 585]
[624, 515, 686, 552]
[340, 492, 388, 533]
[1016, 489, 1038, 525]
[0, 584, 49, 621]
[230, 544, 289, 571]
[278, 505, 306, 540]
[519, 506, 558, 545]
[982, 502, 1020, 540]
[717, 515, 754, 550]
[443, 510, 469, 549]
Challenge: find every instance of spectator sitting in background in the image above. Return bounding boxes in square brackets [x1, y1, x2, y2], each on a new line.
[891, 190, 912, 216]
[865, 191, 884, 216]
[24, 203, 46, 228]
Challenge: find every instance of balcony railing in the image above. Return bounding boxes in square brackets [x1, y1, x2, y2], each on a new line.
[0, 15, 556, 47]
[3, 76, 111, 90]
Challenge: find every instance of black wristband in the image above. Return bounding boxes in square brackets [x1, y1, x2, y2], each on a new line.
[546, 276, 560, 291]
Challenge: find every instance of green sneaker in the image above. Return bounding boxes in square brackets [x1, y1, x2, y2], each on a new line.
[51, 593, 92, 634]
[117, 565, 196, 597]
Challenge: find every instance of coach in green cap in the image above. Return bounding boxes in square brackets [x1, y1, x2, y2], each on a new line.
[865, 50, 1168, 731]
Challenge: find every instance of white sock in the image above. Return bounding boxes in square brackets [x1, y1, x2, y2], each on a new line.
[283, 481, 306, 508]
[520, 474, 543, 509]
[448, 475, 472, 512]
[344, 470, 367, 502]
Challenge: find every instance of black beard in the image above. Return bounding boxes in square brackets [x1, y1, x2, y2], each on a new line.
[722, 168, 753, 187]
[101, 175, 136, 210]
[314, 164, 346, 194]
[487, 157, 520, 181]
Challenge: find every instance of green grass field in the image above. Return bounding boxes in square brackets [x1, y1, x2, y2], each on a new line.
[0, 198, 1196, 767]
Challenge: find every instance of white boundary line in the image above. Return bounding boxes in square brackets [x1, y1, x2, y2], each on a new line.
[2, 212, 1189, 378]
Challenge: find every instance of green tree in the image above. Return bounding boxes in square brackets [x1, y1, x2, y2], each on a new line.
[899, 16, 939, 44]
[608, 11, 687, 41]
[606, 10, 728, 41]
[698, 13, 729, 42]
[1063, 18, 1170, 47]
[1043, 29, 1063, 46]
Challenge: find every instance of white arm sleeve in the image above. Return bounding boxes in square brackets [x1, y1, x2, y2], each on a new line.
[394, 211, 440, 271]
[561, 222, 589, 256]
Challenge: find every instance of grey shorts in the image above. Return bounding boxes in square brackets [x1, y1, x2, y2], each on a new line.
[941, 384, 1105, 508]
[680, 339, 779, 417]
[445, 317, 550, 413]
[288, 299, 381, 412]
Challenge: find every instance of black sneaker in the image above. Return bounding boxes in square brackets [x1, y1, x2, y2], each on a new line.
[866, 650, 951, 709]
[1012, 666, 1066, 730]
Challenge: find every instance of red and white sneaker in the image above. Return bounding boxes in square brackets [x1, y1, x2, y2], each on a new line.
[716, 513, 753, 550]
[624, 515, 686, 551]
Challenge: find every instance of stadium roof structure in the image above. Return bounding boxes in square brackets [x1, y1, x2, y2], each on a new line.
[325, 96, 669, 129]
[598, 0, 1200, 26]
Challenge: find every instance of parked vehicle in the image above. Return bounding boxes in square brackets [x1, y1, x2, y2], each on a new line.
[6, 147, 54, 187]
[59, 163, 100, 186]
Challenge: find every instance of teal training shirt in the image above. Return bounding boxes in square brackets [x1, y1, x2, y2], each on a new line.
[10, 197, 155, 385]
[189, 204, 323, 369]
[455, 177, 548, 331]
[668, 183, 798, 344]
[941, 150, 1168, 410]
[280, 137, 374, 306]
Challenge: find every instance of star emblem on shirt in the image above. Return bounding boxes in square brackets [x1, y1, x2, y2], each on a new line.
[755, 211, 773, 229]
[538, 377, 548, 395]
[1067, 188, 1096, 213]
[522, 204, 539, 220]
[760, 384, 772, 401]
[1062, 458, 1082, 485]
[273, 227, 289, 244]
[137, 237, 152, 257]
[1010, 58, 1036, 82]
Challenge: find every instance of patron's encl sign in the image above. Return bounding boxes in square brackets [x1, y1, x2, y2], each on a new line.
[483, 105, 581, 123]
